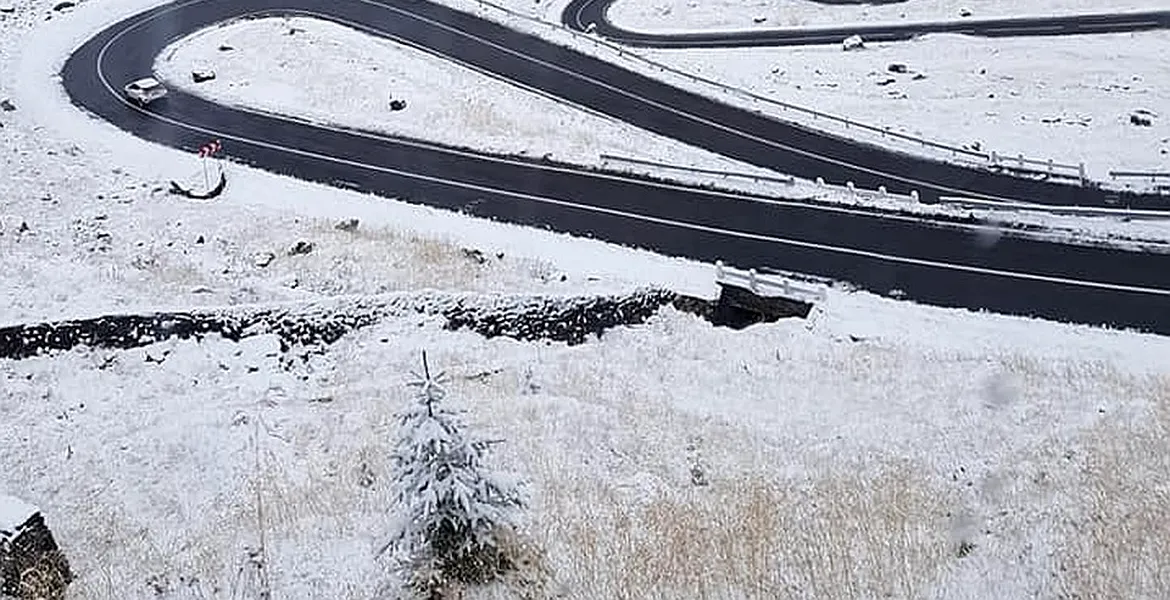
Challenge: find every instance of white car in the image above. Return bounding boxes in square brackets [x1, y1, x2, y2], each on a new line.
[123, 77, 167, 106]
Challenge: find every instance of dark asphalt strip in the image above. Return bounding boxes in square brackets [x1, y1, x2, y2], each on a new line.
[61, 0, 1170, 334]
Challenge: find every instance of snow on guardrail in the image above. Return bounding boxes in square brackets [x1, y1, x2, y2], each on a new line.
[716, 260, 827, 303]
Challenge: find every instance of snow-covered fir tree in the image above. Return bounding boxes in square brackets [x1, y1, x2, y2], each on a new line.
[380, 351, 526, 598]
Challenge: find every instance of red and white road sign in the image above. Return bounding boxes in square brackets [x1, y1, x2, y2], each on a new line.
[198, 139, 222, 158]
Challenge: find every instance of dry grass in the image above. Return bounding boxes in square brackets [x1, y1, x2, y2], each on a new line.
[529, 465, 952, 599]
[1055, 374, 1170, 598]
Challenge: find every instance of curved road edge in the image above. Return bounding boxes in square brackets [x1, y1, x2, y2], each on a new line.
[59, 0, 1170, 335]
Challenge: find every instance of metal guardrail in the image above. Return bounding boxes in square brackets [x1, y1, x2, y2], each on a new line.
[600, 153, 797, 186]
[1109, 171, 1170, 179]
[470, 0, 1089, 183]
[1108, 171, 1170, 194]
[716, 260, 827, 303]
[602, 153, 928, 203]
[991, 151, 1085, 183]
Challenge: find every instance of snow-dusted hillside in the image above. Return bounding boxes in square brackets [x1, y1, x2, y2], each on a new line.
[1, 0, 1169, 598]
[5, 303, 1170, 599]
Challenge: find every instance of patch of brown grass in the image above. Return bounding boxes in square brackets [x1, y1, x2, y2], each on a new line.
[533, 464, 953, 599]
[1056, 374, 1170, 598]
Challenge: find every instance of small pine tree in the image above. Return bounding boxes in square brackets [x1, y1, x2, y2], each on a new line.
[380, 351, 526, 599]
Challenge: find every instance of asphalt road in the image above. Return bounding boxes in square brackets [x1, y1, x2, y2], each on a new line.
[564, 0, 1170, 48]
[61, 0, 1170, 334]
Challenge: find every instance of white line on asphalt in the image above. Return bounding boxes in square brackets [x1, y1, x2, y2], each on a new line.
[90, 0, 1170, 296]
[361, 0, 1032, 204]
[94, 4, 1030, 235]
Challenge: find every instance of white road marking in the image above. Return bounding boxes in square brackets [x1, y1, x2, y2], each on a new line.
[95, 5, 1028, 233]
[89, 0, 1170, 297]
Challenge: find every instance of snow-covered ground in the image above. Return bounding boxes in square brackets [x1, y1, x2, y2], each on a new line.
[4, 302, 1170, 598]
[635, 31, 1170, 180]
[3, 0, 1170, 598]
[607, 0, 1170, 32]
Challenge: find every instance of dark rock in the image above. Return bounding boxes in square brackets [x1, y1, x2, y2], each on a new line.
[334, 218, 359, 232]
[0, 99, 15, 112]
[0, 284, 805, 361]
[887, 63, 908, 73]
[389, 99, 407, 111]
[461, 248, 488, 264]
[912, 73, 927, 80]
[1, 498, 73, 600]
[752, 16, 766, 23]
[191, 69, 216, 83]
[288, 240, 313, 256]
[51, 0, 74, 11]
[710, 283, 812, 329]
[253, 251, 275, 268]
[1131, 113, 1153, 127]
[0, 4, 15, 13]
[876, 78, 896, 86]
[217, 44, 233, 51]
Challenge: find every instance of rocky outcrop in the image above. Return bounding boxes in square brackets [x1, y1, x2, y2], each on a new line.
[0, 497, 72, 600]
[0, 290, 723, 359]
[0, 286, 820, 360]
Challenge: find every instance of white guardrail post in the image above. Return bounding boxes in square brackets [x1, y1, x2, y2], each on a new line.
[715, 260, 827, 303]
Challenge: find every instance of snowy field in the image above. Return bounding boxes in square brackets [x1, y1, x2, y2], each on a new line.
[633, 30, 1170, 180]
[2, 0, 1170, 598]
[5, 303, 1170, 598]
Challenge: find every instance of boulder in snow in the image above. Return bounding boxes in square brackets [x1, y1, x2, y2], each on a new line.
[888, 63, 908, 74]
[0, 98, 14, 112]
[288, 240, 314, 256]
[191, 69, 216, 83]
[1130, 109, 1156, 127]
[253, 251, 276, 268]
[51, 0, 74, 11]
[1, 496, 73, 600]
[389, 99, 407, 111]
[0, 4, 16, 14]
[334, 218, 359, 232]
[842, 35, 865, 51]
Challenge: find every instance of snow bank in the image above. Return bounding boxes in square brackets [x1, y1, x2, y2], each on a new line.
[0, 495, 37, 537]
